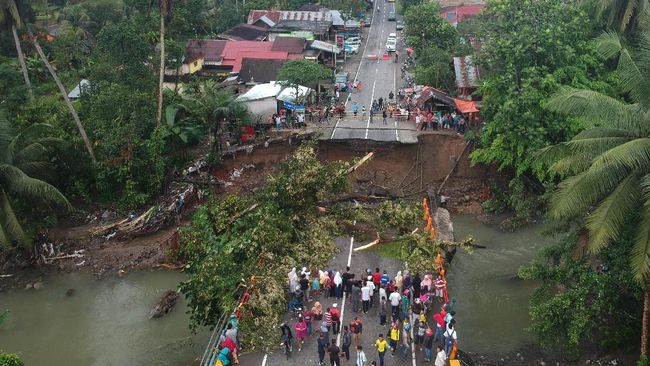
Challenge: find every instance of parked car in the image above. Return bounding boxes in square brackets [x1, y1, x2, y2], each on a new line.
[385, 39, 396, 52]
[396, 20, 404, 30]
[335, 72, 349, 91]
[388, 12, 396, 21]
[387, 32, 397, 40]
[345, 43, 360, 54]
[346, 36, 362, 45]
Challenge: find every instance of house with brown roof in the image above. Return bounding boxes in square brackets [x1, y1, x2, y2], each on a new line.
[218, 23, 269, 41]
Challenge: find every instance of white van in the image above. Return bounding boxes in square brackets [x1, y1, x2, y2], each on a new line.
[385, 39, 396, 52]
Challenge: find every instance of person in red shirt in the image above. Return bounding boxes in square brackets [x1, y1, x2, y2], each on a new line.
[220, 336, 239, 364]
[330, 303, 341, 335]
[372, 268, 382, 287]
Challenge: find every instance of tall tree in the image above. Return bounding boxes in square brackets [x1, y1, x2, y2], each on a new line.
[592, 0, 648, 33]
[403, 1, 458, 53]
[0, 0, 33, 101]
[156, 0, 172, 126]
[0, 114, 70, 248]
[543, 31, 650, 359]
[27, 28, 96, 162]
[471, 0, 600, 176]
[180, 81, 250, 156]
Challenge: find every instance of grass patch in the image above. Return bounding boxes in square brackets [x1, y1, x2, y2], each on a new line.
[370, 241, 404, 260]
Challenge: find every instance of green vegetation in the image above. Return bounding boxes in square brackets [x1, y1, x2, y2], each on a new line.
[403, 1, 460, 92]
[0, 353, 23, 366]
[276, 59, 331, 96]
[178, 143, 349, 351]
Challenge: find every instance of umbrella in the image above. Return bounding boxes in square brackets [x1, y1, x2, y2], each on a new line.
[405, 47, 414, 54]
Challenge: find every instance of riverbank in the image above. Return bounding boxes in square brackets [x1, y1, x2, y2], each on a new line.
[1, 133, 485, 292]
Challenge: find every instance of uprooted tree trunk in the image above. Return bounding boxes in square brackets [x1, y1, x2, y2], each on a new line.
[150, 289, 179, 319]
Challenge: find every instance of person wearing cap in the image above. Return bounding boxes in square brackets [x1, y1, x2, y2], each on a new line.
[331, 303, 341, 335]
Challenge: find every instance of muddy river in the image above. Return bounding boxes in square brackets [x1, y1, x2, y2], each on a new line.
[0, 271, 208, 365]
[0, 215, 556, 364]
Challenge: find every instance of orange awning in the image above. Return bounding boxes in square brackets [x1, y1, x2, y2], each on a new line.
[453, 98, 479, 114]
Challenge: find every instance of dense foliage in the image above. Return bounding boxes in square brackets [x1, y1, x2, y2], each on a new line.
[0, 353, 23, 366]
[520, 229, 641, 356]
[179, 143, 349, 351]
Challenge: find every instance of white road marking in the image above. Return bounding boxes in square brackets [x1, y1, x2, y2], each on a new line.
[261, 353, 267, 366]
[337, 227, 356, 347]
[365, 79, 377, 139]
[331, 3, 377, 140]
[394, 60, 399, 142]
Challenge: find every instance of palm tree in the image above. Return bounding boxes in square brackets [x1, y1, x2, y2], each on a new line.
[0, 0, 34, 101]
[0, 0, 96, 162]
[0, 114, 70, 248]
[156, 0, 173, 126]
[27, 28, 96, 163]
[180, 81, 250, 156]
[542, 31, 650, 358]
[590, 0, 649, 33]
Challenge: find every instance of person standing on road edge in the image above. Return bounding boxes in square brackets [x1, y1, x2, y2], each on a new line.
[356, 345, 367, 366]
[331, 303, 341, 335]
[342, 325, 352, 361]
[382, 109, 387, 124]
[374, 333, 388, 366]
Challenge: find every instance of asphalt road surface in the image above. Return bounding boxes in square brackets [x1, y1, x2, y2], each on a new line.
[322, 0, 419, 144]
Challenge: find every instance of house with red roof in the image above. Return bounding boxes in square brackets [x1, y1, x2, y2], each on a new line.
[182, 38, 306, 77]
[440, 4, 485, 27]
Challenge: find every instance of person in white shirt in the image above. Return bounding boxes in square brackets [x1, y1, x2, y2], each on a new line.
[361, 281, 371, 314]
[443, 322, 457, 356]
[356, 345, 367, 366]
[389, 291, 401, 319]
[366, 276, 376, 307]
[434, 345, 447, 366]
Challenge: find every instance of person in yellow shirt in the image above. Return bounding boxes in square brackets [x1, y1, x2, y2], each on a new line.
[389, 323, 400, 355]
[374, 334, 388, 366]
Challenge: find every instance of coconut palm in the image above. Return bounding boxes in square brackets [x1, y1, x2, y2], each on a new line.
[591, 0, 649, 33]
[0, 0, 34, 101]
[0, 0, 96, 162]
[156, 0, 173, 126]
[542, 31, 650, 358]
[180, 81, 251, 156]
[0, 114, 70, 248]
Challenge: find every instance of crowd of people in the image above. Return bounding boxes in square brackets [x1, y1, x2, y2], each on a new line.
[415, 110, 467, 133]
[280, 264, 459, 366]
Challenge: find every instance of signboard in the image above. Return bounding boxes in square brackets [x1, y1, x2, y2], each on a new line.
[283, 101, 305, 111]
